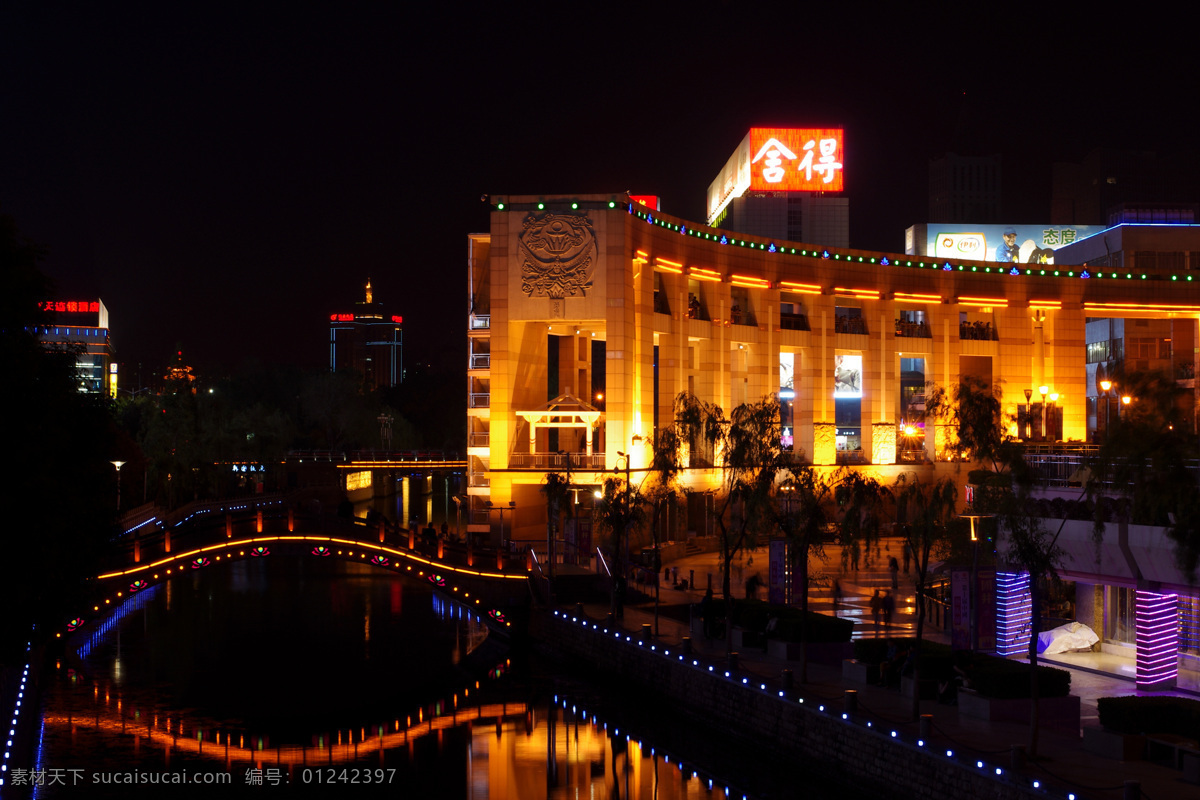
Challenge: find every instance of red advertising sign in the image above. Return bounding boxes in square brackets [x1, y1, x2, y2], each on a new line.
[40, 301, 100, 313]
[748, 128, 844, 192]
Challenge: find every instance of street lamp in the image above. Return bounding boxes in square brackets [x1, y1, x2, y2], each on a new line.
[110, 460, 126, 512]
[1099, 379, 1113, 442]
[1023, 388, 1033, 440]
[960, 512, 992, 652]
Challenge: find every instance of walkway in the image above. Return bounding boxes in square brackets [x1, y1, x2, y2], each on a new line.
[569, 539, 1199, 800]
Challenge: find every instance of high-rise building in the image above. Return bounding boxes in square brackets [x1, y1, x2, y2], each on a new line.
[329, 279, 403, 390]
[928, 152, 1002, 223]
[38, 298, 116, 397]
[706, 128, 849, 247]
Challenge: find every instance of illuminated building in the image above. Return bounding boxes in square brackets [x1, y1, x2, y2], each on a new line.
[163, 348, 197, 394]
[37, 298, 117, 397]
[707, 128, 849, 248]
[468, 193, 1200, 684]
[329, 279, 404, 391]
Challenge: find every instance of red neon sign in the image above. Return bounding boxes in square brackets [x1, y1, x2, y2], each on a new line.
[629, 195, 661, 211]
[391, 315, 403, 324]
[40, 301, 100, 313]
[330, 313, 354, 322]
[748, 128, 844, 192]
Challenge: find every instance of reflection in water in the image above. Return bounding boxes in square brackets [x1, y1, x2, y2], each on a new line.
[34, 558, 754, 798]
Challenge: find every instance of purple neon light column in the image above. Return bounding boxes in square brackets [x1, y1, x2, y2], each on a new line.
[996, 572, 1031, 657]
[1135, 590, 1178, 689]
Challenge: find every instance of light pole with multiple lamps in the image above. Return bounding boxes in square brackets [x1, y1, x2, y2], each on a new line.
[110, 460, 126, 513]
[1098, 378, 1113, 442]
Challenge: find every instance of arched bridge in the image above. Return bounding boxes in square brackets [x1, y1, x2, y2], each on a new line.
[59, 495, 535, 643]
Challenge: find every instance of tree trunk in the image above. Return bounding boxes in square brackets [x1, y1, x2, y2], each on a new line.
[911, 552, 927, 721]
[798, 540, 809, 683]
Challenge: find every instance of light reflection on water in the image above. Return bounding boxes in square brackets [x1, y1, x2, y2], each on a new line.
[33, 558, 752, 799]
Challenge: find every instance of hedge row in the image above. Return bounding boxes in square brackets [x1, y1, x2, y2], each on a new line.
[850, 640, 1071, 698]
[710, 599, 854, 643]
[969, 654, 1071, 699]
[1097, 695, 1200, 736]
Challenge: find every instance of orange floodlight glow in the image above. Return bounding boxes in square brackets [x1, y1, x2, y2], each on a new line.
[834, 287, 880, 299]
[778, 281, 823, 295]
[730, 274, 770, 289]
[1029, 300, 1062, 309]
[894, 292, 942, 302]
[1085, 302, 1200, 313]
[957, 296, 1008, 307]
[689, 267, 723, 282]
[655, 257, 684, 274]
[634, 250, 650, 262]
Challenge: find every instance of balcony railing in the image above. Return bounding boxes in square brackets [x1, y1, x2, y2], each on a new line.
[469, 393, 490, 408]
[467, 473, 491, 488]
[780, 313, 810, 331]
[469, 432, 490, 447]
[508, 452, 607, 470]
[470, 353, 491, 369]
[960, 321, 997, 340]
[895, 320, 931, 338]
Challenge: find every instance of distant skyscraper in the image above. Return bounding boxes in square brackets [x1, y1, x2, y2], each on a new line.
[329, 279, 403, 390]
[928, 153, 1002, 222]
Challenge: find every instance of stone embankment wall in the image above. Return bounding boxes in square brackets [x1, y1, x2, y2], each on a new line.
[538, 611, 1048, 800]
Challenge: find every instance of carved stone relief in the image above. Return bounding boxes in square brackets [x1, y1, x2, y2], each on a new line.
[518, 212, 595, 299]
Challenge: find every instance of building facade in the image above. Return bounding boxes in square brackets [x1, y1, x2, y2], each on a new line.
[329, 280, 403, 391]
[39, 298, 116, 397]
[468, 193, 1200, 687]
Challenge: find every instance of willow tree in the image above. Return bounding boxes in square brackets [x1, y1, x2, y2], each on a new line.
[643, 426, 684, 635]
[778, 466, 837, 683]
[894, 474, 957, 720]
[675, 391, 784, 653]
[925, 375, 1021, 472]
[594, 474, 646, 620]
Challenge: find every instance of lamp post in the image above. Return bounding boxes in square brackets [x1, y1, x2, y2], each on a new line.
[1023, 388, 1033, 440]
[614, 450, 633, 620]
[111, 460, 126, 512]
[960, 513, 991, 652]
[1099, 379, 1113, 442]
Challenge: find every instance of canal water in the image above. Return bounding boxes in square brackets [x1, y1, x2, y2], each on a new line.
[29, 557, 825, 799]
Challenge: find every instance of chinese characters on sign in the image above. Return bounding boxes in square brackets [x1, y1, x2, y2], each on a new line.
[748, 128, 844, 192]
[39, 301, 100, 313]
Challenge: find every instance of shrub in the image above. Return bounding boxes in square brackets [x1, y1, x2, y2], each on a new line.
[1097, 695, 1200, 736]
[969, 654, 1071, 699]
[852, 638, 954, 675]
[715, 598, 853, 643]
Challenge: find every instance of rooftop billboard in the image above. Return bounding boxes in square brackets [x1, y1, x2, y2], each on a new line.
[905, 223, 1105, 265]
[708, 128, 845, 224]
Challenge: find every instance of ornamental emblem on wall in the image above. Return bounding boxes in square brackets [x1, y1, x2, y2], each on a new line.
[518, 212, 595, 298]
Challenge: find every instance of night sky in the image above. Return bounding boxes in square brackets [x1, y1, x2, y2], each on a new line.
[3, 4, 1197, 381]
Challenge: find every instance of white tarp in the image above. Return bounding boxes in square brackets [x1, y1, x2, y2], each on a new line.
[1037, 621, 1099, 655]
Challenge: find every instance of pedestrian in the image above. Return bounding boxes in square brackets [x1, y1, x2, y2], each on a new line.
[889, 556, 899, 591]
[902, 540, 911, 574]
[832, 578, 843, 616]
[850, 544, 860, 572]
[870, 589, 882, 634]
[700, 587, 714, 638]
[882, 589, 895, 627]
